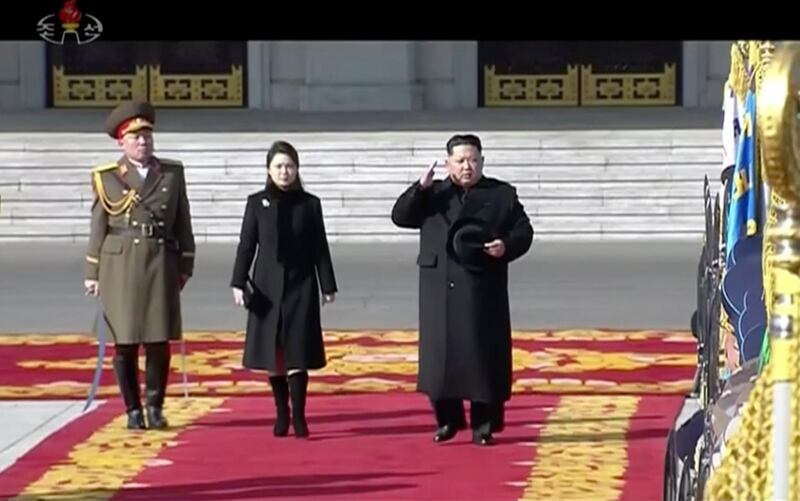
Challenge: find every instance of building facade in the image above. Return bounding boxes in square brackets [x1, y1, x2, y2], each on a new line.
[0, 41, 732, 111]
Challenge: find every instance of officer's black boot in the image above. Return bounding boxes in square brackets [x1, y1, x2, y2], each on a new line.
[112, 344, 145, 430]
[288, 371, 309, 438]
[269, 375, 290, 437]
[144, 342, 171, 430]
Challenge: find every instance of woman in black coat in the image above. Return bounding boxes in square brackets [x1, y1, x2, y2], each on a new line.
[230, 140, 338, 438]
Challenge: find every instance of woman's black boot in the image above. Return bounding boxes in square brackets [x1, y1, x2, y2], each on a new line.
[269, 375, 290, 437]
[288, 372, 309, 438]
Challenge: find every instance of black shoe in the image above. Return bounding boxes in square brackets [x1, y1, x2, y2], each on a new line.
[269, 375, 290, 437]
[433, 424, 459, 443]
[472, 431, 494, 446]
[127, 409, 146, 430]
[146, 406, 169, 429]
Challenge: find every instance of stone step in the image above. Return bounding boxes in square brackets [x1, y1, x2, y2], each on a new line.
[0, 155, 721, 172]
[0, 214, 705, 239]
[0, 128, 722, 241]
[0, 206, 703, 223]
[0, 208, 705, 224]
[0, 149, 722, 168]
[0, 191, 703, 203]
[0, 165, 720, 186]
[0, 130, 722, 151]
[0, 198, 702, 217]
[0, 179, 711, 199]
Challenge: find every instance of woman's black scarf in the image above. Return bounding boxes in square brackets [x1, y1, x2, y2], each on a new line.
[266, 181, 304, 264]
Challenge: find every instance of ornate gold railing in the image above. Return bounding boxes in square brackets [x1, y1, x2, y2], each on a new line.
[483, 65, 579, 106]
[580, 63, 676, 106]
[51, 64, 244, 107]
[148, 65, 244, 107]
[483, 63, 677, 107]
[52, 65, 148, 107]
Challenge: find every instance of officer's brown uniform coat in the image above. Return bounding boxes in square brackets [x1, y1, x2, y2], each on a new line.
[84, 156, 195, 345]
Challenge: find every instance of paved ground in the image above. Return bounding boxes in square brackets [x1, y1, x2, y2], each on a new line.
[0, 400, 98, 474]
[0, 240, 700, 334]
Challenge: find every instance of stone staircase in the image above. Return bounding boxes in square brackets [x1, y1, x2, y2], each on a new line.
[0, 129, 721, 242]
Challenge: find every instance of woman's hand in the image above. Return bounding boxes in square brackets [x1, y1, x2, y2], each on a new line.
[232, 287, 245, 307]
[322, 293, 335, 306]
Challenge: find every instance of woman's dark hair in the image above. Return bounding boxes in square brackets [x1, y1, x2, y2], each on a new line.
[265, 140, 304, 191]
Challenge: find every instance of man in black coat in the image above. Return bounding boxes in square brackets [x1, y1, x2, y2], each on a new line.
[391, 134, 534, 446]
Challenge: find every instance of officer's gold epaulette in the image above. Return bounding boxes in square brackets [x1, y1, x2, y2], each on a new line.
[92, 162, 119, 173]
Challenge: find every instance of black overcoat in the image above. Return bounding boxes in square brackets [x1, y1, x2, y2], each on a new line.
[391, 176, 533, 403]
[231, 186, 338, 371]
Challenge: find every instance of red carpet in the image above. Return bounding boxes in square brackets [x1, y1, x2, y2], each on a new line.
[0, 329, 696, 399]
[0, 393, 683, 501]
[0, 330, 694, 500]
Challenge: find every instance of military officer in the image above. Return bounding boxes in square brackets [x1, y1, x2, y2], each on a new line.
[83, 101, 196, 430]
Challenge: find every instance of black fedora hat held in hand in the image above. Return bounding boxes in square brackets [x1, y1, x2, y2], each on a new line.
[446, 216, 497, 272]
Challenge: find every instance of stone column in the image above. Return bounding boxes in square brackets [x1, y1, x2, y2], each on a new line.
[0, 41, 46, 109]
[681, 41, 702, 107]
[247, 41, 272, 110]
[300, 42, 422, 111]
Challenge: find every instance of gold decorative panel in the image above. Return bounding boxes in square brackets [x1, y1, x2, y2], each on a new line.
[148, 65, 244, 107]
[52, 66, 148, 107]
[484, 65, 579, 107]
[580, 63, 676, 106]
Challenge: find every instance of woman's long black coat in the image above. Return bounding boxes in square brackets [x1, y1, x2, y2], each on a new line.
[231, 186, 337, 372]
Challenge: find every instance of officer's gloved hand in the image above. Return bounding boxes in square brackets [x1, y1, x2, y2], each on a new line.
[178, 274, 190, 291]
[84, 280, 99, 296]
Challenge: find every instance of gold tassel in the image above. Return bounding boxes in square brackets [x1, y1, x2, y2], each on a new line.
[748, 40, 763, 91]
[756, 41, 776, 94]
[92, 171, 136, 216]
[729, 42, 748, 102]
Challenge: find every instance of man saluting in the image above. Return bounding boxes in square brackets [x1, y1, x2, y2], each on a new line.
[391, 134, 533, 446]
[84, 101, 195, 430]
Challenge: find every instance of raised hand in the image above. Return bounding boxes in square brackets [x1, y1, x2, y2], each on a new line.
[419, 161, 438, 189]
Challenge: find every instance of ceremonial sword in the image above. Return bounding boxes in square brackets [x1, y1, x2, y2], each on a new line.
[83, 299, 106, 412]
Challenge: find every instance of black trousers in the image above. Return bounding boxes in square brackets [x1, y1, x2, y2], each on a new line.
[432, 399, 503, 435]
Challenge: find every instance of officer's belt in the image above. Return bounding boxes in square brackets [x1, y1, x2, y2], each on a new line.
[107, 225, 178, 249]
[107, 223, 162, 238]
